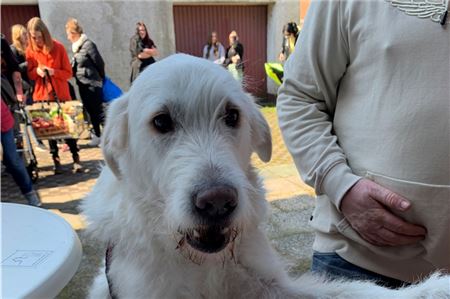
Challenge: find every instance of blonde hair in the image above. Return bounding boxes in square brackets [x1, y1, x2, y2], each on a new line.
[65, 18, 83, 35]
[27, 17, 53, 53]
[11, 24, 27, 55]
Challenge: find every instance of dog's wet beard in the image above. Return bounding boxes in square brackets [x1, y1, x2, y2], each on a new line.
[175, 227, 239, 265]
[186, 226, 232, 253]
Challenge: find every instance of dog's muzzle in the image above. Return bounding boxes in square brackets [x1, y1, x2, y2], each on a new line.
[182, 185, 238, 253]
[184, 225, 237, 254]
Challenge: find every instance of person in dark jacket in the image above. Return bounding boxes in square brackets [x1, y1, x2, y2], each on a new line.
[10, 24, 33, 103]
[129, 21, 158, 84]
[224, 30, 244, 83]
[65, 18, 105, 147]
[1, 34, 25, 104]
[2, 33, 25, 139]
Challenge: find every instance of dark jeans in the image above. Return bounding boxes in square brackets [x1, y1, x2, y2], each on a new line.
[311, 252, 409, 289]
[1, 128, 33, 194]
[78, 82, 104, 138]
[49, 138, 78, 160]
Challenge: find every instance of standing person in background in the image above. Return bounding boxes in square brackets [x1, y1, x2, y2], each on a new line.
[277, 0, 449, 288]
[1, 98, 41, 207]
[202, 31, 225, 65]
[26, 17, 82, 174]
[129, 21, 158, 84]
[224, 30, 244, 83]
[10, 24, 33, 104]
[1, 34, 25, 104]
[65, 18, 105, 147]
[278, 22, 299, 63]
[2, 34, 25, 139]
[264, 22, 299, 87]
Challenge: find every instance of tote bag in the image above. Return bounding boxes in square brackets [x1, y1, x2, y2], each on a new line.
[103, 77, 123, 103]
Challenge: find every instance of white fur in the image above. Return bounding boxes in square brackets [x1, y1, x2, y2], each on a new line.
[82, 54, 450, 299]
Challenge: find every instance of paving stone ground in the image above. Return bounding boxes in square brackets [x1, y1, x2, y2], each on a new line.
[1, 107, 317, 298]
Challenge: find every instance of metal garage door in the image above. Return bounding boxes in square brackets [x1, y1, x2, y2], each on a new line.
[1, 5, 40, 43]
[173, 5, 267, 98]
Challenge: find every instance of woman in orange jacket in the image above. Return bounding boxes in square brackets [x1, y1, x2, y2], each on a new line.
[26, 17, 82, 174]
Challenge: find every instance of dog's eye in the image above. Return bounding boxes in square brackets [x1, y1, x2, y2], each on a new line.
[224, 108, 239, 128]
[152, 113, 174, 134]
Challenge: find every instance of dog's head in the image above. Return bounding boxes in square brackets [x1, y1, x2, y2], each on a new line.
[102, 54, 271, 256]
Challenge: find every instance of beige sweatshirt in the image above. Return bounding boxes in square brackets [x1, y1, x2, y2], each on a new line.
[277, 0, 450, 282]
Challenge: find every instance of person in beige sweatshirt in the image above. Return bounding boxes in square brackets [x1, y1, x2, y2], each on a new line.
[277, 0, 449, 288]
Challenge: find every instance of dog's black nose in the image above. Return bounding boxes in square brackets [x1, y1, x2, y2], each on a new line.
[194, 186, 237, 220]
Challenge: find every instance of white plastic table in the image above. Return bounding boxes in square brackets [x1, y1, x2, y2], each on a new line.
[1, 203, 82, 299]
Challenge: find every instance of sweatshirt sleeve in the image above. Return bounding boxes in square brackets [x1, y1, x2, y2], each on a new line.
[277, 0, 361, 210]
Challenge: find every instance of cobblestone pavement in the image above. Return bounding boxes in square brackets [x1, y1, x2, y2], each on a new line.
[1, 107, 316, 298]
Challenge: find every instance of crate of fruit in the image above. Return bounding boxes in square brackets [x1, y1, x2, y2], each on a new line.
[27, 101, 86, 140]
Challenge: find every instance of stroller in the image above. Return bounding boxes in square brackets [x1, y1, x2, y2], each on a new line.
[13, 104, 43, 182]
[1, 75, 41, 182]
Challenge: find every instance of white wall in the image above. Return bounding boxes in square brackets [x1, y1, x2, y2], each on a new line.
[38, 0, 175, 92]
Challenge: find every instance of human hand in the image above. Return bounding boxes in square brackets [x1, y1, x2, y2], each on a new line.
[145, 48, 158, 57]
[149, 48, 159, 57]
[45, 67, 55, 76]
[36, 66, 46, 78]
[340, 179, 426, 247]
[279, 53, 286, 62]
[231, 55, 240, 64]
[138, 51, 151, 59]
[16, 94, 25, 102]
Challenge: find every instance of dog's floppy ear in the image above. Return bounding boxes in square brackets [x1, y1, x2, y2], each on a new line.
[249, 102, 272, 162]
[101, 94, 129, 179]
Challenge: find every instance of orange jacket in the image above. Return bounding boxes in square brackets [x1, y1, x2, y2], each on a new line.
[26, 39, 72, 102]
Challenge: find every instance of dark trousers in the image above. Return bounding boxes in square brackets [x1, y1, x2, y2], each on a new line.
[49, 138, 78, 160]
[78, 82, 104, 138]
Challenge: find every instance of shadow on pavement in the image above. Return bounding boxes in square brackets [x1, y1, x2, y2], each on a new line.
[41, 199, 83, 215]
[33, 159, 104, 189]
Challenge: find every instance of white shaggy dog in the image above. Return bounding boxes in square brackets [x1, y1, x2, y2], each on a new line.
[82, 54, 449, 299]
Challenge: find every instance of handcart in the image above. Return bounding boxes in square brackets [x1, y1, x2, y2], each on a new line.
[27, 101, 86, 141]
[27, 72, 86, 141]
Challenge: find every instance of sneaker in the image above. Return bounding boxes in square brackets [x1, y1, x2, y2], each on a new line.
[73, 162, 83, 173]
[87, 134, 101, 147]
[24, 190, 42, 207]
[72, 154, 83, 173]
